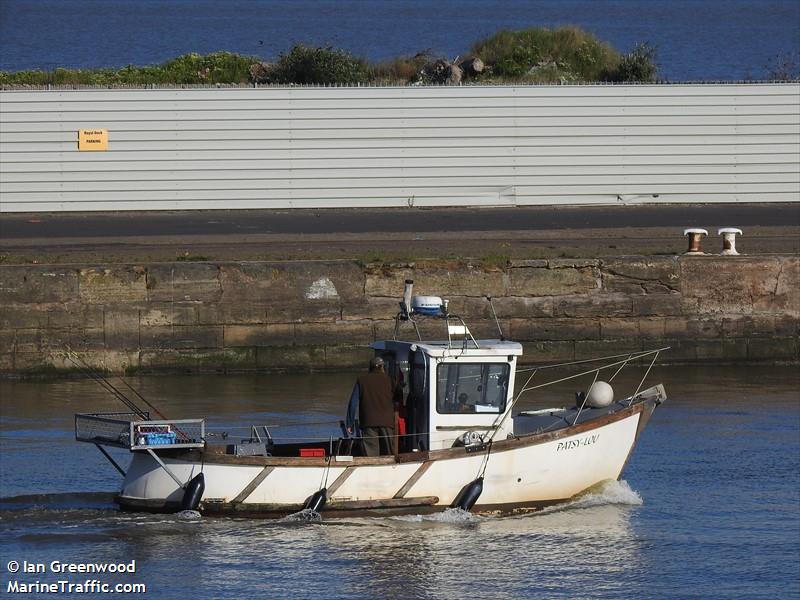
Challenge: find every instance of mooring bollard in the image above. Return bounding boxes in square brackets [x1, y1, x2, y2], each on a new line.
[718, 228, 743, 255]
[683, 228, 708, 255]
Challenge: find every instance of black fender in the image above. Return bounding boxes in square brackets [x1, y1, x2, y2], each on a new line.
[180, 473, 205, 511]
[450, 477, 483, 511]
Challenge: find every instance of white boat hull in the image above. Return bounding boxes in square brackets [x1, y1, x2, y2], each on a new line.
[117, 399, 654, 516]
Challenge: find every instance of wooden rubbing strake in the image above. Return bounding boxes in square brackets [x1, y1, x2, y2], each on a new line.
[326, 466, 356, 496]
[393, 460, 433, 498]
[230, 466, 275, 504]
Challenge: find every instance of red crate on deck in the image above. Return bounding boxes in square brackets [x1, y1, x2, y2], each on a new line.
[299, 448, 325, 457]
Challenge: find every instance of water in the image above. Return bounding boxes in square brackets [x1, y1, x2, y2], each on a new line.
[1, 0, 798, 80]
[1, 366, 798, 598]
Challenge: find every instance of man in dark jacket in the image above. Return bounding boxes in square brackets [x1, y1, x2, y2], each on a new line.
[346, 356, 396, 456]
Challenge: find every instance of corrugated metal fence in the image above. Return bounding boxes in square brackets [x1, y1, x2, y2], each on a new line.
[1, 83, 798, 212]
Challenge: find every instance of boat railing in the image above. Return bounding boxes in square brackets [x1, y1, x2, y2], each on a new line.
[514, 347, 668, 395]
[75, 412, 205, 451]
[501, 346, 669, 429]
[393, 311, 479, 349]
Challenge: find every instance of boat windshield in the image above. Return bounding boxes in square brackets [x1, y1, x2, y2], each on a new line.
[436, 363, 509, 414]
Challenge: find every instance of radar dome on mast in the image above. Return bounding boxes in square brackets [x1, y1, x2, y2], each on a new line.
[411, 296, 444, 316]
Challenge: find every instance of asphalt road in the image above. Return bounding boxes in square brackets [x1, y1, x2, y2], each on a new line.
[1, 204, 797, 264]
[1, 204, 798, 239]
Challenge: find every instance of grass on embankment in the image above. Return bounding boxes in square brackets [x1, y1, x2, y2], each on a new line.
[0, 51, 255, 86]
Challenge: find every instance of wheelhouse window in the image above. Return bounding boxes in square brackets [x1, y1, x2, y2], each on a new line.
[436, 363, 509, 414]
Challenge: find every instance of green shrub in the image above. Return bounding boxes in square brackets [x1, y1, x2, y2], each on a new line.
[270, 44, 371, 85]
[470, 27, 620, 82]
[157, 51, 254, 84]
[609, 43, 658, 82]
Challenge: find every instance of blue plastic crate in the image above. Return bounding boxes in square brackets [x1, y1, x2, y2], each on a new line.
[145, 432, 177, 446]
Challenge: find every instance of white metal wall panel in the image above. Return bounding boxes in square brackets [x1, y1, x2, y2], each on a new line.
[1, 84, 798, 212]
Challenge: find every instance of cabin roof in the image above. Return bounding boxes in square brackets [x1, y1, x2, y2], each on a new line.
[373, 339, 523, 358]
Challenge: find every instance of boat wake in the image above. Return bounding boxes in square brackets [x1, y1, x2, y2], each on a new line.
[176, 509, 202, 521]
[0, 480, 640, 528]
[281, 508, 323, 522]
[390, 480, 641, 525]
[0, 491, 117, 513]
[0, 493, 207, 530]
[537, 479, 643, 516]
[570, 479, 643, 508]
[391, 507, 476, 524]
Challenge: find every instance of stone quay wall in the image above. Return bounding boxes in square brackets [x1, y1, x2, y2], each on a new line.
[0, 255, 797, 375]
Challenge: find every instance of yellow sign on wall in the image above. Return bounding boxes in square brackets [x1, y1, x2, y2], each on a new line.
[78, 129, 108, 151]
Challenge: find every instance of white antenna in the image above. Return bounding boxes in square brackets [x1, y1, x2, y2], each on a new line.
[486, 296, 505, 340]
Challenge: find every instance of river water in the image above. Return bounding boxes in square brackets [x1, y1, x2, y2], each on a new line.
[1, 0, 799, 80]
[0, 365, 798, 598]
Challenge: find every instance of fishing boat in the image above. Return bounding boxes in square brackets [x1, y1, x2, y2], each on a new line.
[74, 281, 667, 517]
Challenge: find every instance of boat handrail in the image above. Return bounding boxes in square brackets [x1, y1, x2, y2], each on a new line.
[393, 310, 480, 349]
[513, 347, 669, 397]
[515, 346, 671, 373]
[477, 346, 668, 449]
